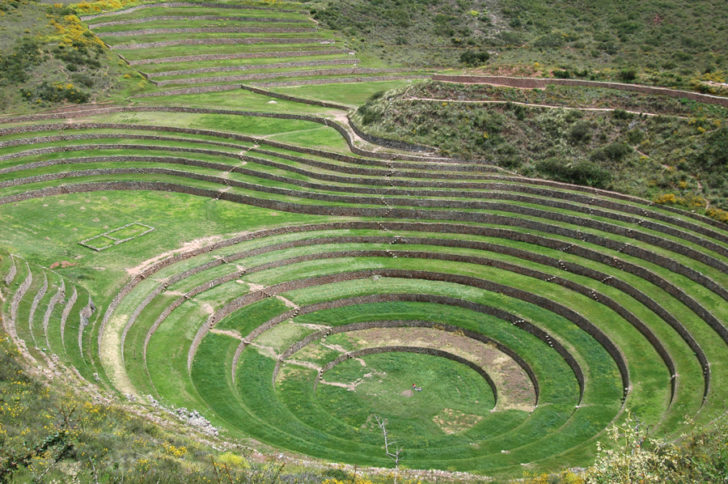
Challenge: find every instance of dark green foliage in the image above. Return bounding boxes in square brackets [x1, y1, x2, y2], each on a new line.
[536, 158, 612, 188]
[460, 50, 490, 67]
[71, 72, 94, 88]
[695, 127, 728, 170]
[357, 104, 382, 126]
[591, 142, 632, 162]
[21, 81, 89, 104]
[0, 37, 43, 84]
[612, 109, 633, 120]
[315, 0, 728, 88]
[533, 32, 566, 49]
[618, 68, 638, 82]
[626, 128, 644, 145]
[53, 40, 103, 70]
[0, 0, 27, 12]
[312, 0, 491, 66]
[568, 121, 592, 144]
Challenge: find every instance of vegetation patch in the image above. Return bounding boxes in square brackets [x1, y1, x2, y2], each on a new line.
[0, 0, 141, 113]
[352, 81, 728, 216]
[432, 407, 483, 435]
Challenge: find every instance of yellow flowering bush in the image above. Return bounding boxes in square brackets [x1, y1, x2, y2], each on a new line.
[73, 0, 140, 14]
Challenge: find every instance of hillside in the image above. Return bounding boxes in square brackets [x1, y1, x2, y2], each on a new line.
[352, 80, 728, 219]
[1, 0, 728, 482]
[0, 0, 143, 114]
[311, 0, 728, 91]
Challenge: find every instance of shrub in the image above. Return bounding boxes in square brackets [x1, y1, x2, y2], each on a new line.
[460, 50, 490, 66]
[568, 121, 592, 144]
[534, 32, 566, 49]
[618, 68, 638, 82]
[21, 81, 90, 104]
[626, 129, 644, 144]
[586, 412, 679, 483]
[706, 207, 728, 223]
[536, 159, 612, 188]
[612, 109, 633, 120]
[603, 142, 632, 160]
[0, 37, 43, 84]
[695, 127, 728, 170]
[71, 73, 94, 88]
[356, 104, 381, 126]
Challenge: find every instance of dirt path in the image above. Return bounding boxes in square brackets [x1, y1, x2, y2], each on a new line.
[403, 96, 689, 119]
[125, 234, 224, 277]
[210, 328, 243, 340]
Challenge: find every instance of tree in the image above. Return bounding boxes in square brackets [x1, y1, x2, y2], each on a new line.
[374, 416, 402, 483]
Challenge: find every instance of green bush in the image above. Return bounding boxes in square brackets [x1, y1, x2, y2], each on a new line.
[695, 127, 728, 170]
[21, 81, 90, 104]
[568, 121, 592, 144]
[534, 32, 566, 49]
[591, 142, 632, 162]
[460, 50, 490, 66]
[0, 37, 43, 84]
[618, 68, 638, 82]
[612, 109, 633, 120]
[356, 104, 382, 126]
[536, 158, 612, 187]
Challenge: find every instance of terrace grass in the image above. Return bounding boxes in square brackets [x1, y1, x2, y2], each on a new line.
[116, 42, 338, 61]
[0, 192, 325, 302]
[272, 79, 423, 106]
[2, 0, 728, 475]
[86, 6, 310, 23]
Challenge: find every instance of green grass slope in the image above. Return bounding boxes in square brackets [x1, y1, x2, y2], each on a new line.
[310, 0, 728, 90]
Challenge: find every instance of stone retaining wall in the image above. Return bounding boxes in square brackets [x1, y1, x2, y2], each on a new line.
[80, 2, 304, 21]
[277, 319, 538, 405]
[10, 262, 32, 330]
[3, 256, 17, 286]
[316, 345, 499, 404]
[3, 180, 725, 319]
[204, 232, 707, 401]
[28, 272, 48, 336]
[223, 248, 667, 400]
[89, 15, 310, 28]
[199, 269, 626, 398]
[155, 68, 408, 87]
[59, 286, 78, 344]
[240, 84, 351, 110]
[255, 74, 428, 88]
[126, 49, 348, 66]
[101, 27, 315, 38]
[3, 150, 723, 266]
[154, 59, 356, 79]
[3, 155, 725, 288]
[42, 281, 66, 344]
[432, 75, 728, 108]
[112, 37, 324, 50]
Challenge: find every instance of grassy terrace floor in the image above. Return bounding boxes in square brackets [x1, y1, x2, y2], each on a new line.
[85, 2, 429, 92]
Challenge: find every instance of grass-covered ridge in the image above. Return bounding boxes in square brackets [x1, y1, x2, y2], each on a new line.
[310, 0, 728, 91]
